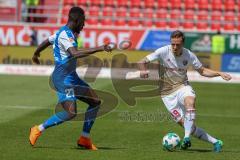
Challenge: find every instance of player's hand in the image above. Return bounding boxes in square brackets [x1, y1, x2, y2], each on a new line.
[219, 72, 232, 81]
[103, 43, 116, 52]
[32, 53, 40, 64]
[140, 70, 149, 78]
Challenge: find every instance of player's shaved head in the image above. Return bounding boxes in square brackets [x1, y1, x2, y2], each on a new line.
[68, 7, 85, 34]
[68, 7, 85, 22]
[171, 30, 185, 42]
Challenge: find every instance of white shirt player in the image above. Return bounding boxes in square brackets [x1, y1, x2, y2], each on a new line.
[146, 45, 202, 95]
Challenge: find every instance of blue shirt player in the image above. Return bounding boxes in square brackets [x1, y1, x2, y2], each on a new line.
[29, 7, 114, 150]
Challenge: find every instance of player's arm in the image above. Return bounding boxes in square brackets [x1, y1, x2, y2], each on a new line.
[196, 67, 232, 81]
[67, 44, 113, 58]
[32, 34, 55, 64]
[138, 48, 162, 78]
[138, 58, 150, 78]
[190, 51, 232, 81]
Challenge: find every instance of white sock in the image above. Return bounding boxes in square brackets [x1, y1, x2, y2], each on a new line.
[184, 109, 196, 138]
[38, 124, 45, 132]
[81, 131, 90, 138]
[192, 127, 218, 144]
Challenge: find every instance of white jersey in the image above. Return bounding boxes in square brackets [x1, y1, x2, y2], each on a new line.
[48, 26, 77, 65]
[146, 45, 202, 95]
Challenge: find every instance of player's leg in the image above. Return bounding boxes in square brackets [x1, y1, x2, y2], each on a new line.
[180, 96, 195, 149]
[191, 125, 223, 152]
[176, 86, 196, 149]
[177, 119, 222, 152]
[178, 86, 222, 152]
[29, 100, 77, 146]
[75, 84, 100, 150]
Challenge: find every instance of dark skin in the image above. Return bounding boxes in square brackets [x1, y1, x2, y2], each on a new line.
[32, 15, 114, 64]
[32, 14, 115, 112]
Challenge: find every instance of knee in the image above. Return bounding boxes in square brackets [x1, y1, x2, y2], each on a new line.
[88, 98, 101, 107]
[185, 108, 196, 121]
[184, 97, 195, 109]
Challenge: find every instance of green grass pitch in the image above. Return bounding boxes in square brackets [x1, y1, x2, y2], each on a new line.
[0, 75, 240, 160]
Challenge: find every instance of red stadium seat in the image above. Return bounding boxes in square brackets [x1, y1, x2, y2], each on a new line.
[116, 0, 129, 7]
[89, 0, 102, 6]
[130, 0, 142, 8]
[86, 18, 99, 25]
[184, 0, 195, 9]
[88, 6, 100, 16]
[62, 5, 72, 15]
[169, 21, 180, 29]
[169, 0, 182, 9]
[224, 0, 235, 11]
[237, 25, 240, 31]
[183, 21, 195, 29]
[170, 9, 181, 19]
[211, 22, 221, 31]
[224, 11, 235, 21]
[102, 7, 113, 17]
[115, 19, 126, 26]
[116, 7, 127, 17]
[223, 23, 235, 31]
[211, 11, 222, 21]
[64, 0, 75, 5]
[155, 9, 168, 19]
[143, 8, 154, 18]
[103, 0, 115, 6]
[157, 0, 168, 8]
[197, 10, 208, 20]
[128, 19, 141, 27]
[198, 0, 209, 10]
[142, 20, 153, 27]
[155, 21, 167, 28]
[129, 8, 142, 18]
[196, 21, 208, 29]
[184, 9, 195, 20]
[101, 18, 114, 26]
[77, 0, 87, 5]
[143, 0, 155, 8]
[211, 0, 222, 11]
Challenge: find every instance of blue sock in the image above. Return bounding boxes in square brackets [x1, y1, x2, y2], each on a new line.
[82, 105, 99, 136]
[43, 111, 74, 129]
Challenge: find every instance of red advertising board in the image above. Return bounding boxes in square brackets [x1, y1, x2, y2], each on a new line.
[0, 24, 145, 49]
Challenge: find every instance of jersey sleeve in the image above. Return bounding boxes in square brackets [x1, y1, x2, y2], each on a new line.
[146, 47, 164, 62]
[48, 34, 56, 44]
[58, 31, 77, 51]
[189, 51, 203, 70]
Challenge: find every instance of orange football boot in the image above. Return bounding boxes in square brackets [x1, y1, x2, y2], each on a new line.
[77, 136, 98, 150]
[29, 125, 41, 146]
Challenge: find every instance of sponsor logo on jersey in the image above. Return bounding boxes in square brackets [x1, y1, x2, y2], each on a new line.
[183, 60, 188, 66]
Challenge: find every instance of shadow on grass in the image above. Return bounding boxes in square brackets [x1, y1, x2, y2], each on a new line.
[33, 145, 126, 151]
[75, 146, 126, 150]
[184, 148, 213, 153]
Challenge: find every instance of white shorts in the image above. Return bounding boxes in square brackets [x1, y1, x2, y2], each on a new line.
[161, 85, 196, 122]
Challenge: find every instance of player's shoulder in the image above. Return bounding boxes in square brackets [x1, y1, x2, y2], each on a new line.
[58, 26, 74, 38]
[183, 47, 195, 56]
[155, 45, 171, 54]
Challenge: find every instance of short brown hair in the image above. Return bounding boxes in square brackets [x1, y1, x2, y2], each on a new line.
[170, 30, 185, 42]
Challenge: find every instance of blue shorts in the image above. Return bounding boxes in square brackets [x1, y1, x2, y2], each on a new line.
[53, 74, 90, 103]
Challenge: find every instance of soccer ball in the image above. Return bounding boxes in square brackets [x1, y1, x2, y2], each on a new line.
[162, 132, 181, 151]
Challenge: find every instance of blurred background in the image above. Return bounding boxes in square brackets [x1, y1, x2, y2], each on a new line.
[0, 0, 240, 78]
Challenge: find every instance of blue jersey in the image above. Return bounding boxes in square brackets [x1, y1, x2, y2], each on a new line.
[49, 26, 89, 102]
